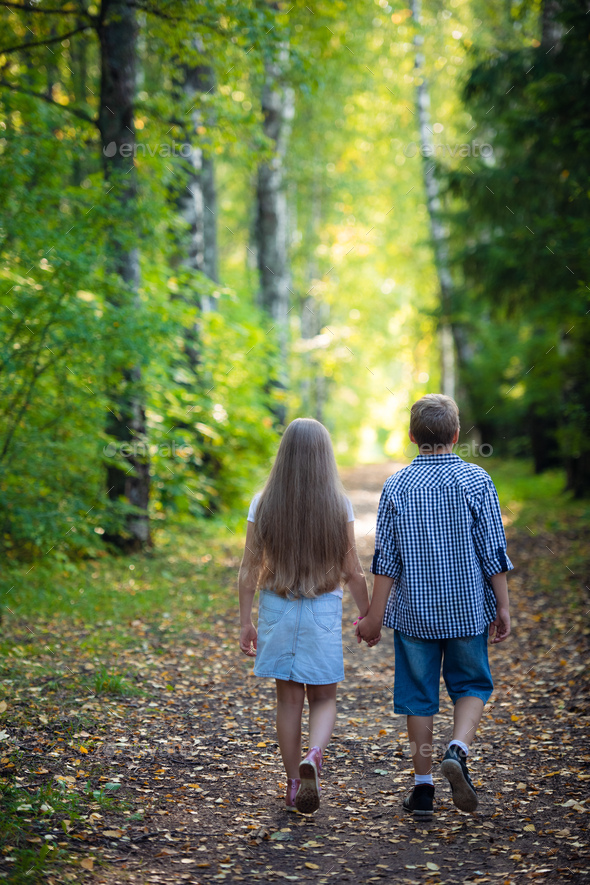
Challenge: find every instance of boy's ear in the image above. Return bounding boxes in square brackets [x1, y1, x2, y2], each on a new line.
[452, 428, 460, 445]
[409, 430, 417, 445]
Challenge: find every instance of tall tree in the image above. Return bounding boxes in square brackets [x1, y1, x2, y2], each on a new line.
[98, 0, 151, 549]
[411, 0, 455, 399]
[255, 30, 295, 423]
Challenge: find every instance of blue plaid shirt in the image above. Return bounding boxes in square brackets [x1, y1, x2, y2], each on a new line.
[371, 454, 514, 639]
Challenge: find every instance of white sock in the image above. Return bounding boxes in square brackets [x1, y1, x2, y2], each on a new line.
[414, 773, 434, 786]
[449, 739, 469, 756]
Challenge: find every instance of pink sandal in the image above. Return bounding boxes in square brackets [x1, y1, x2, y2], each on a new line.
[295, 746, 322, 814]
[285, 778, 300, 811]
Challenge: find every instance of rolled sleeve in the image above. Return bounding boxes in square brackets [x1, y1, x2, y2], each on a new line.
[472, 481, 514, 577]
[370, 487, 403, 579]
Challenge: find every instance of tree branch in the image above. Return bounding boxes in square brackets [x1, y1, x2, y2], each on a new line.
[0, 23, 92, 54]
[0, 78, 97, 125]
[0, 1, 92, 15]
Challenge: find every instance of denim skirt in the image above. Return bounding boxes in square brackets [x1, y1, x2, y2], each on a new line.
[254, 589, 345, 685]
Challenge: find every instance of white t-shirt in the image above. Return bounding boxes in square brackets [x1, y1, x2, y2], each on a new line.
[247, 493, 354, 598]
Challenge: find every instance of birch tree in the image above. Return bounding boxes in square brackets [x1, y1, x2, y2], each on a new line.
[98, 0, 151, 549]
[255, 39, 295, 422]
[411, 0, 455, 399]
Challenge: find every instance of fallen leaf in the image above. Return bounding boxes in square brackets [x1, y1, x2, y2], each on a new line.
[80, 858, 94, 871]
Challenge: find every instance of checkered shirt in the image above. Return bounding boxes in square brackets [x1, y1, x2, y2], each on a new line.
[371, 454, 514, 639]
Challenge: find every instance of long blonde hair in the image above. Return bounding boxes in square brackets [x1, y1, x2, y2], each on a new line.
[248, 418, 349, 598]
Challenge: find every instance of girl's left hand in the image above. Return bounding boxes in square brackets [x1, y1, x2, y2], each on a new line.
[239, 623, 257, 657]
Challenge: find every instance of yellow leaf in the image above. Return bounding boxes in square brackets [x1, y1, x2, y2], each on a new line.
[305, 863, 320, 870]
[0, 701, 7, 713]
[523, 824, 536, 832]
[378, 729, 387, 735]
[426, 862, 440, 870]
[79, 746, 88, 754]
[80, 858, 94, 871]
[511, 714, 519, 722]
[257, 741, 266, 747]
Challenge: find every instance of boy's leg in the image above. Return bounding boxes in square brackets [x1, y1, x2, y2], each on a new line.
[394, 632, 442, 817]
[407, 714, 434, 775]
[440, 634, 493, 812]
[452, 696, 484, 749]
[275, 679, 305, 778]
[307, 682, 337, 751]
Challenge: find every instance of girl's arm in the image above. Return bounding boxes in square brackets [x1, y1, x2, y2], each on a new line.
[343, 522, 370, 616]
[238, 522, 258, 657]
[357, 574, 393, 644]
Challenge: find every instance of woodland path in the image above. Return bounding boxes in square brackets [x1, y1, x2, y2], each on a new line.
[3, 463, 589, 884]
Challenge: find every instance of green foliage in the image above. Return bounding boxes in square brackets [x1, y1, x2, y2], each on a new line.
[442, 1, 590, 492]
[0, 1, 285, 560]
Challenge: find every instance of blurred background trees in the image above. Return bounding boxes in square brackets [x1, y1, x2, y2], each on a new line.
[0, 0, 587, 561]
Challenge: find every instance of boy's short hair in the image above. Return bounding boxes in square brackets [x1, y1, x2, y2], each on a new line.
[410, 394, 460, 448]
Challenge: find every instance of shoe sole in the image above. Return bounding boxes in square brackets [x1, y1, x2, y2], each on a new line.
[440, 758, 478, 812]
[295, 760, 320, 814]
[403, 803, 433, 819]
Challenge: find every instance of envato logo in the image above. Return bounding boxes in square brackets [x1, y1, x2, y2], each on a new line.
[403, 441, 493, 458]
[403, 141, 493, 159]
[103, 441, 194, 458]
[103, 141, 193, 159]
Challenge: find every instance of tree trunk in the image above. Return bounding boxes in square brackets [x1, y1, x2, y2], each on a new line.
[411, 0, 455, 399]
[300, 181, 329, 421]
[255, 44, 295, 424]
[98, 0, 151, 550]
[177, 48, 218, 291]
[71, 22, 90, 188]
[168, 42, 219, 374]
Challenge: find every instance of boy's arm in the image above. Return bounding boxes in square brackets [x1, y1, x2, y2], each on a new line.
[357, 574, 394, 643]
[488, 571, 510, 643]
[357, 483, 400, 645]
[343, 522, 370, 617]
[238, 522, 258, 656]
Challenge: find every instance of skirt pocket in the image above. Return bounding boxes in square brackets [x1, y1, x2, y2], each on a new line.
[258, 590, 292, 627]
[311, 594, 342, 633]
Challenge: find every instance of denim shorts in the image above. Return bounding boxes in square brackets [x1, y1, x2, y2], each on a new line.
[393, 629, 493, 715]
[254, 589, 344, 685]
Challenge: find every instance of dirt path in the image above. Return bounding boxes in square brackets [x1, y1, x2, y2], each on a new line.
[3, 463, 589, 884]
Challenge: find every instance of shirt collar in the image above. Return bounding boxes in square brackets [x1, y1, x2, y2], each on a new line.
[413, 452, 461, 463]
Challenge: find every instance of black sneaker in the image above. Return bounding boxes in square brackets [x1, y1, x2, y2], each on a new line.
[440, 745, 478, 812]
[402, 784, 435, 818]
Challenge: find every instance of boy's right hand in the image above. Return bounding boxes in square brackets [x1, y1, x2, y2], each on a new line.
[489, 607, 510, 643]
[356, 614, 382, 647]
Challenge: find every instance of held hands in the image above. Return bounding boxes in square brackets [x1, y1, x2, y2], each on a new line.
[355, 614, 382, 647]
[489, 606, 511, 643]
[239, 623, 257, 657]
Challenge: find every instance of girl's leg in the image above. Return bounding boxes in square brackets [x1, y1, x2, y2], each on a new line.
[275, 679, 305, 778]
[306, 682, 338, 751]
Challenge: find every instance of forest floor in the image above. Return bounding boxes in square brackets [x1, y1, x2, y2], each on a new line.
[1, 462, 590, 885]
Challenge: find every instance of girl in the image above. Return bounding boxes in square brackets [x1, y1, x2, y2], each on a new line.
[238, 418, 369, 814]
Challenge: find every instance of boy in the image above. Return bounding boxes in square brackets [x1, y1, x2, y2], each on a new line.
[358, 394, 512, 818]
